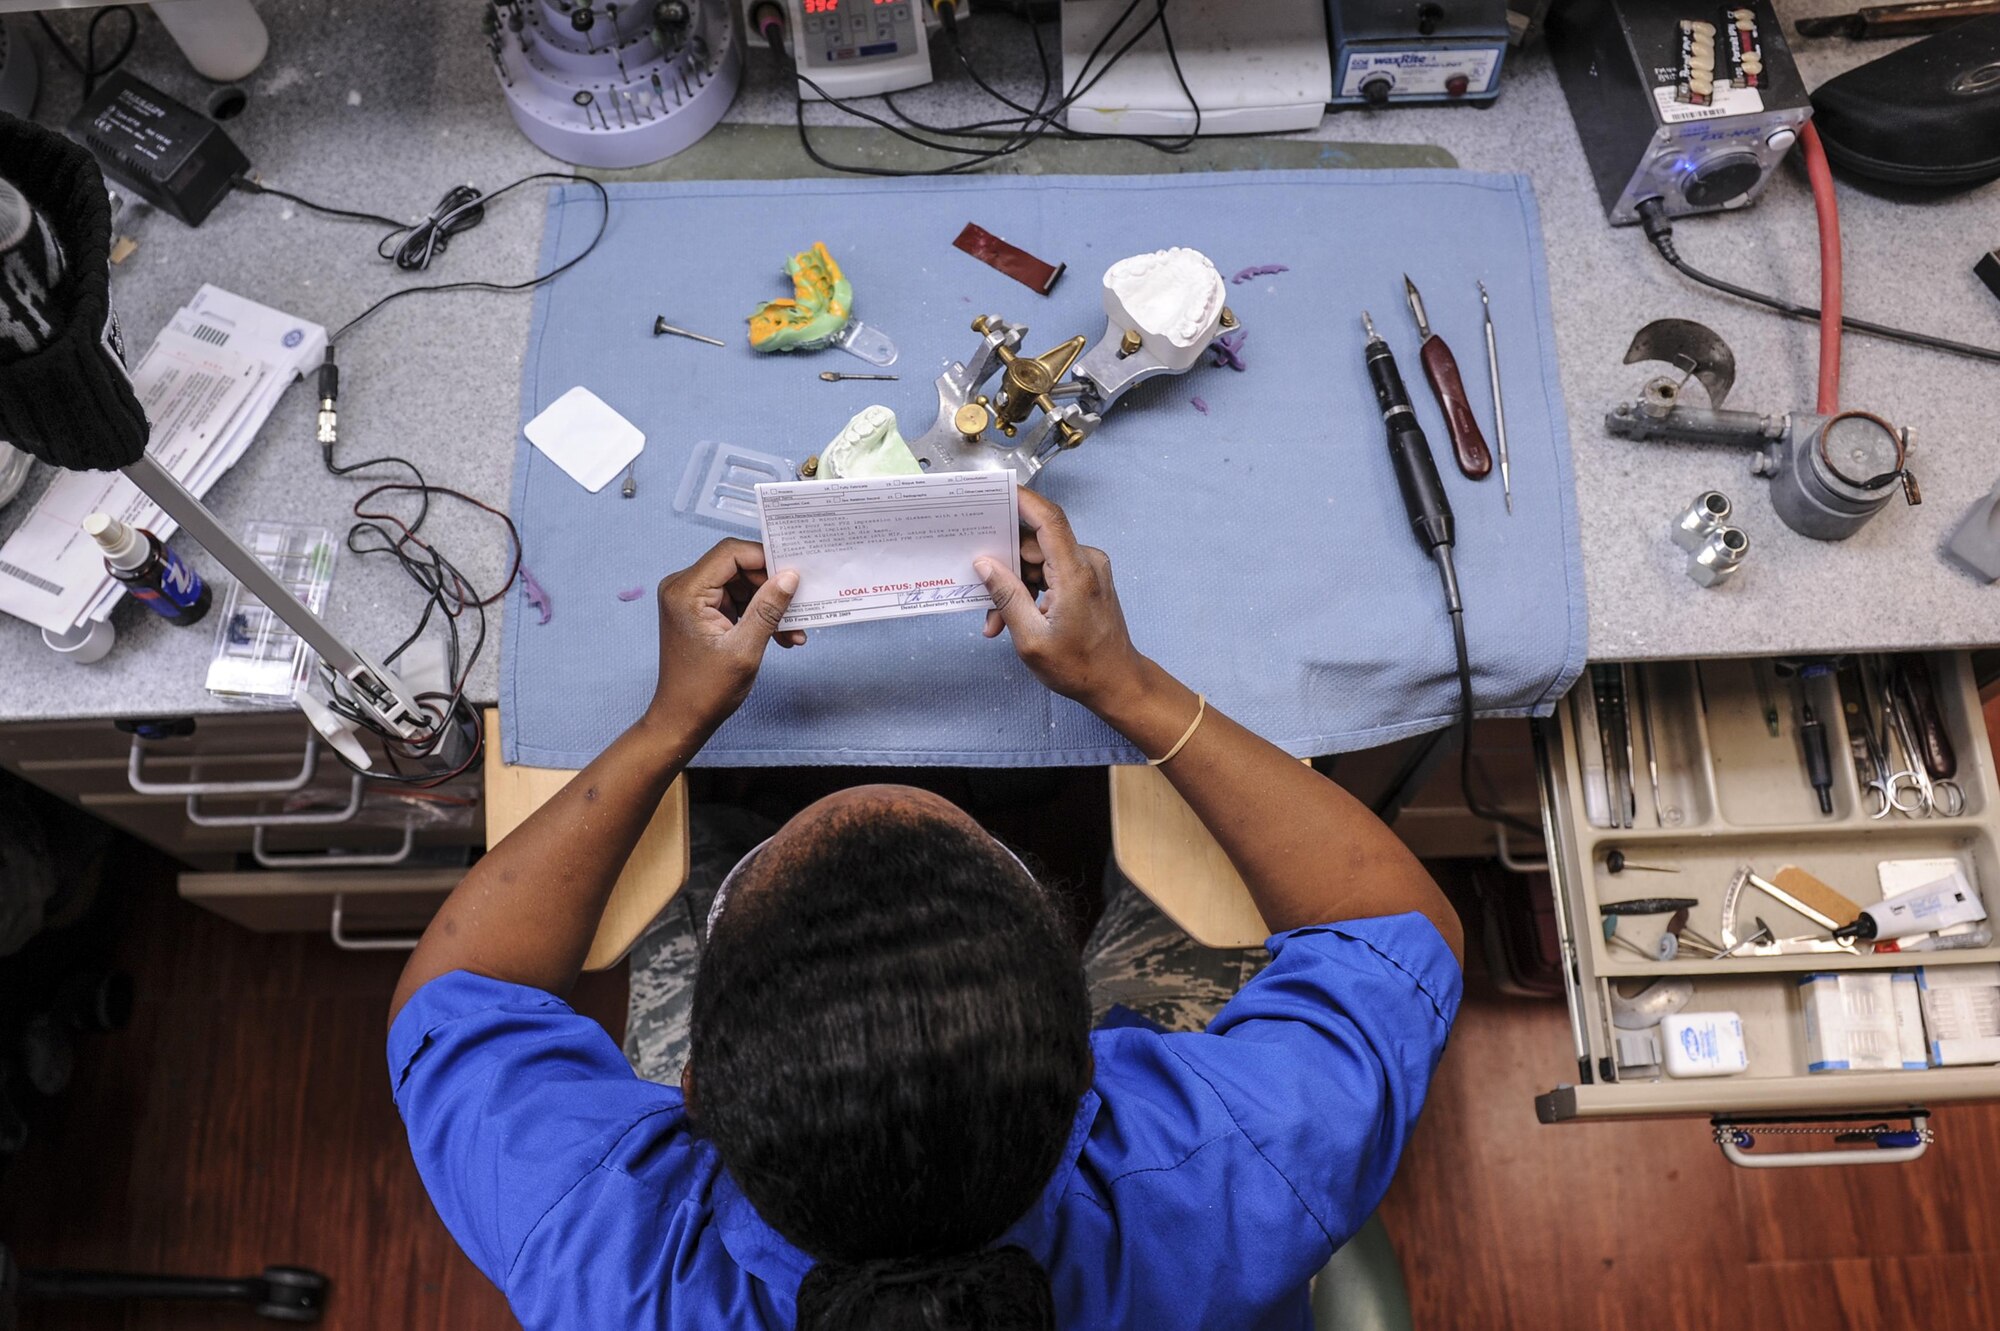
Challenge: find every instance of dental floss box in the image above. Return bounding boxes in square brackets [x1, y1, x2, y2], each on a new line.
[1660, 1011, 1748, 1078]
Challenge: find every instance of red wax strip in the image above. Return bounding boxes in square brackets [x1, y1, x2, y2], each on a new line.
[952, 223, 1066, 295]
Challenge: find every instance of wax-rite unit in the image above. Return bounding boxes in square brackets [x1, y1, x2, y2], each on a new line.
[797, 247, 1234, 485]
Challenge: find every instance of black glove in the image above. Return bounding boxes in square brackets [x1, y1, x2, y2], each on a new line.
[0, 113, 149, 472]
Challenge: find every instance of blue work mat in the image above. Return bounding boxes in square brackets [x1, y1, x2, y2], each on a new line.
[503, 171, 1586, 768]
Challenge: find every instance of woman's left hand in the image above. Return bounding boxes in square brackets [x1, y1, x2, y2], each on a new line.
[646, 539, 803, 738]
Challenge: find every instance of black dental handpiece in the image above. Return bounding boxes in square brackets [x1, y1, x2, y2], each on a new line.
[1364, 310, 1464, 621]
[1363, 310, 1456, 557]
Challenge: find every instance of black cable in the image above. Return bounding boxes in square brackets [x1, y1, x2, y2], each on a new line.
[232, 177, 403, 229]
[35, 5, 137, 98]
[1435, 547, 1542, 838]
[328, 174, 609, 345]
[773, 0, 1200, 177]
[380, 184, 489, 272]
[1636, 199, 2000, 368]
[240, 170, 592, 777]
[84, 7, 138, 97]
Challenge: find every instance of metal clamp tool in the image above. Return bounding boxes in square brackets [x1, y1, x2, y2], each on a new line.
[800, 251, 1235, 486]
[1608, 320, 1919, 541]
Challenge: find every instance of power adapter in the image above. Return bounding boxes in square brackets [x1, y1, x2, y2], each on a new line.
[67, 69, 249, 226]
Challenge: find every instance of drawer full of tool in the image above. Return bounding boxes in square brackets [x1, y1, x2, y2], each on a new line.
[1534, 652, 2000, 1125]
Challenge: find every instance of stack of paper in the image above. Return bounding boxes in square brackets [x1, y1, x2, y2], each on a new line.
[0, 287, 326, 635]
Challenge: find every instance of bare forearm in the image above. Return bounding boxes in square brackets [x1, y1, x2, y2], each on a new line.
[1096, 660, 1463, 957]
[389, 715, 701, 1023]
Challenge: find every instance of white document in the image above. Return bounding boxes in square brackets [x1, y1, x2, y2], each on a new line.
[0, 329, 260, 632]
[523, 386, 645, 493]
[756, 471, 1020, 630]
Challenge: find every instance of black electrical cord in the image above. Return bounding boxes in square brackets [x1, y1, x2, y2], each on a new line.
[765, 0, 1200, 177]
[234, 169, 598, 775]
[35, 5, 138, 98]
[895, 4, 1201, 152]
[327, 173, 609, 345]
[379, 184, 489, 272]
[232, 177, 403, 229]
[314, 445, 523, 786]
[1636, 199, 2000, 368]
[1436, 547, 1542, 838]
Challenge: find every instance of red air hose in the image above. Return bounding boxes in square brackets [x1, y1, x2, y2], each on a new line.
[1800, 120, 1842, 414]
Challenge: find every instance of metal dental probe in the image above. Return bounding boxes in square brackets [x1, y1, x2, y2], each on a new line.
[1478, 281, 1512, 512]
[1402, 276, 1492, 480]
[653, 315, 725, 346]
[1362, 308, 1461, 626]
[820, 371, 899, 382]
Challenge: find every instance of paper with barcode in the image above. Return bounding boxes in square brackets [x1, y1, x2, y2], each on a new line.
[755, 471, 1020, 630]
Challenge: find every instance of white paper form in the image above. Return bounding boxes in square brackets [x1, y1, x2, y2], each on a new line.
[0, 329, 259, 632]
[756, 471, 1020, 630]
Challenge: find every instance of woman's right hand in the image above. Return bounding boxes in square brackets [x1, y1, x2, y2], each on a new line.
[975, 489, 1151, 714]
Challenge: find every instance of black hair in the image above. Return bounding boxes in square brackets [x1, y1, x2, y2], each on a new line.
[688, 805, 1092, 1331]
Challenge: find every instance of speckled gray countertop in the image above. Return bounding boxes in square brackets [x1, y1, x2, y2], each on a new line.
[2, 0, 1995, 724]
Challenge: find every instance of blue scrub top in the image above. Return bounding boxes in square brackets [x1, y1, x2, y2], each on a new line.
[389, 912, 1461, 1330]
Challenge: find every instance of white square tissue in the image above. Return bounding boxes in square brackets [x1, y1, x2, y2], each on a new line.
[524, 386, 645, 493]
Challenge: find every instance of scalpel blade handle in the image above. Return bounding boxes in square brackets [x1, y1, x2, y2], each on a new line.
[1420, 334, 1493, 479]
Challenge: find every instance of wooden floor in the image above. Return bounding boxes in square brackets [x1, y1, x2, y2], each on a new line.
[5, 831, 2000, 1328]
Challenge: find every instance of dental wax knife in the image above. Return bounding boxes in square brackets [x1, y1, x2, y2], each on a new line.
[1402, 276, 1492, 480]
[1363, 311, 1462, 619]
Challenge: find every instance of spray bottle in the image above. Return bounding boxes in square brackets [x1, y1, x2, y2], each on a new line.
[83, 512, 211, 626]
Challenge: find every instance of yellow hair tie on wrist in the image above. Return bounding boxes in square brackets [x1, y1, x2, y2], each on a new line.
[1149, 694, 1207, 767]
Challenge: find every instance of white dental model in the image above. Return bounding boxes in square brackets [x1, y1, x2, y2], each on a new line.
[819, 404, 922, 479]
[1102, 248, 1226, 371]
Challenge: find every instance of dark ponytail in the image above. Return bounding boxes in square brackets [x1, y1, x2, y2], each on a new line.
[796, 1246, 1054, 1331]
[689, 805, 1089, 1331]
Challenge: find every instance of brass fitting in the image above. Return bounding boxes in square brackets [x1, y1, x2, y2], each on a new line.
[953, 402, 992, 439]
[992, 334, 1086, 433]
[800, 455, 819, 478]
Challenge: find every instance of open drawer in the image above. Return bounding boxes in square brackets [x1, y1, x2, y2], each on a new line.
[1534, 651, 2000, 1152]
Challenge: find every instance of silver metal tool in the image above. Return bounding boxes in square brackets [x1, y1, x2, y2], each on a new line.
[609, 3, 630, 81]
[653, 315, 724, 347]
[1671, 491, 1731, 552]
[1632, 665, 1664, 826]
[820, 371, 899, 382]
[1686, 524, 1748, 587]
[1478, 281, 1512, 514]
[121, 455, 433, 743]
[620, 460, 637, 498]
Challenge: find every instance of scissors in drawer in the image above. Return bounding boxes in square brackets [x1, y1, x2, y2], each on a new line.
[1868, 657, 1966, 819]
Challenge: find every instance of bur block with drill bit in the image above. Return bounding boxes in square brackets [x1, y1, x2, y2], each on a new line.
[487, 0, 740, 168]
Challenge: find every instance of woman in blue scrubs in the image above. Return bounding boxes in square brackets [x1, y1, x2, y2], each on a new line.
[388, 489, 1463, 1331]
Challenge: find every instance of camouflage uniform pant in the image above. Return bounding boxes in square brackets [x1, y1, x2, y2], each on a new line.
[624, 806, 1271, 1085]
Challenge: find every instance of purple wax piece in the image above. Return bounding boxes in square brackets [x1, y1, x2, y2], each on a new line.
[519, 563, 552, 625]
[1210, 329, 1248, 372]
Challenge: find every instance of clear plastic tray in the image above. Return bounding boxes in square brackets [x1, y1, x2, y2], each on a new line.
[204, 522, 339, 706]
[673, 439, 795, 535]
